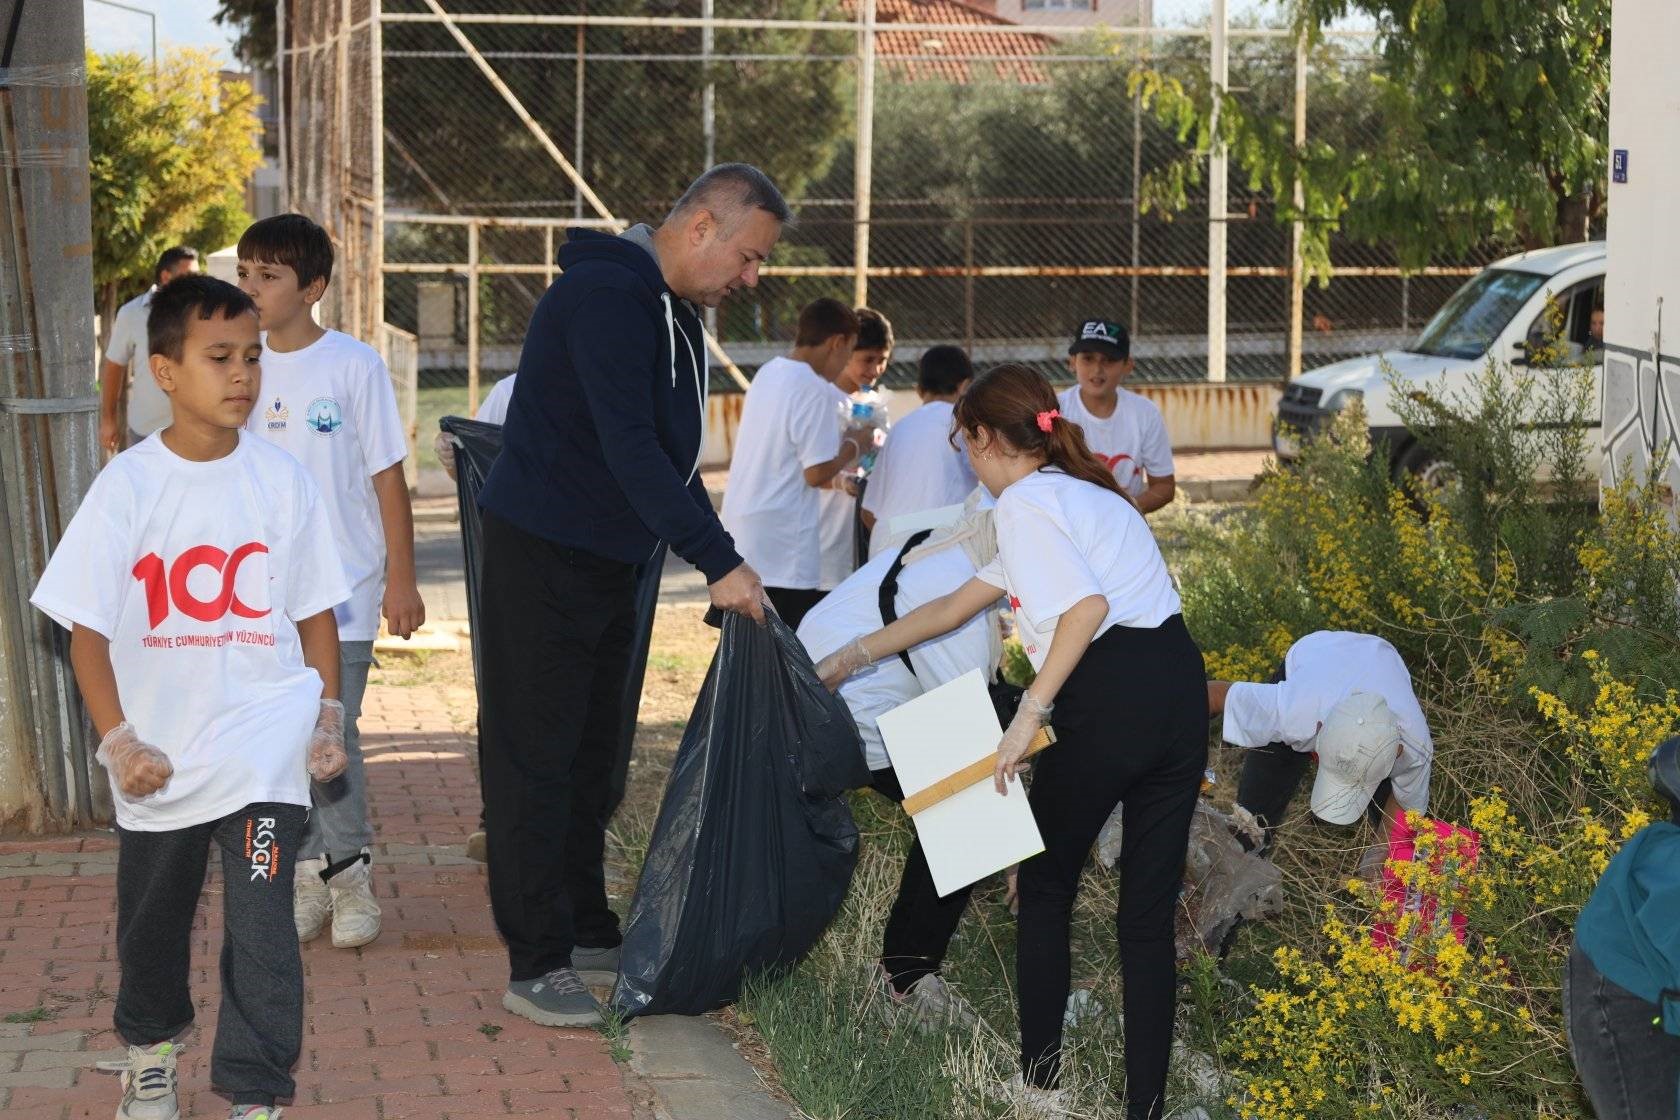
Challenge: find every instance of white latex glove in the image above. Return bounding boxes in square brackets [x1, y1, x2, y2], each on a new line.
[816, 637, 874, 691]
[993, 695, 1052, 795]
[433, 430, 459, 481]
[308, 699, 348, 782]
[96, 722, 173, 799]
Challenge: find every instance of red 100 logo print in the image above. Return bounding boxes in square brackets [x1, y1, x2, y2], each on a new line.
[132, 543, 270, 629]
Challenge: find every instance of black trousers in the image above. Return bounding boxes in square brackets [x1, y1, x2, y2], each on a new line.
[115, 803, 307, 1107]
[479, 510, 634, 982]
[1016, 617, 1207, 1120]
[764, 586, 826, 631]
[1566, 942, 1680, 1120]
[867, 767, 975, 988]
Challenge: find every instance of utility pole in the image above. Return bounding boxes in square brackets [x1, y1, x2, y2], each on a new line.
[0, 0, 104, 830]
[1206, 0, 1228, 381]
[853, 0, 876, 309]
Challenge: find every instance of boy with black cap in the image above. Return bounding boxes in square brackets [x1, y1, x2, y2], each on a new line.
[1057, 319, 1176, 513]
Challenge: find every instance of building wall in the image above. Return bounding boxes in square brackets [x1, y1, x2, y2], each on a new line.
[973, 0, 1151, 28]
[1602, 0, 1680, 497]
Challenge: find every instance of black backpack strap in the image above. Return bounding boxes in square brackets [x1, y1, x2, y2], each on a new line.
[878, 529, 935, 677]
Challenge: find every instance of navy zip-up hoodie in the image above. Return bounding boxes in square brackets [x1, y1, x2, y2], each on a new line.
[478, 228, 743, 581]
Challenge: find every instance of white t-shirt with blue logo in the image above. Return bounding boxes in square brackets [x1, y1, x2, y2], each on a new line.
[247, 329, 408, 641]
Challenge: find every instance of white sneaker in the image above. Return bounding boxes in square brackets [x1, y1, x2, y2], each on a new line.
[1003, 1073, 1074, 1119]
[328, 851, 382, 948]
[98, 1041, 180, 1120]
[293, 857, 330, 942]
[877, 966, 980, 1032]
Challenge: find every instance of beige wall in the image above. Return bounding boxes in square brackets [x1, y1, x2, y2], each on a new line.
[978, 0, 1151, 29]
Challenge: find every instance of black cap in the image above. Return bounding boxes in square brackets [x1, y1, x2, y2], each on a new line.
[1068, 319, 1129, 360]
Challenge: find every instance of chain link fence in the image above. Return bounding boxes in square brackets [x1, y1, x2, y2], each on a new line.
[285, 1, 1513, 469]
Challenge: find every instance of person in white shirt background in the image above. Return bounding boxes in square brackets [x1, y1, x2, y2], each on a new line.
[817, 307, 894, 590]
[1206, 630, 1434, 870]
[799, 492, 998, 1031]
[816, 363, 1206, 1120]
[434, 373, 517, 482]
[720, 298, 868, 629]
[861, 344, 978, 558]
[98, 245, 200, 453]
[32, 275, 351, 1120]
[237, 213, 426, 951]
[1057, 318, 1176, 514]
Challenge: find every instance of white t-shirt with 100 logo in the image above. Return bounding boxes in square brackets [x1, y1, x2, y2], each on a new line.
[31, 432, 350, 831]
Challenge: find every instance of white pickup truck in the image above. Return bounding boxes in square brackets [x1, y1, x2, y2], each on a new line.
[1274, 241, 1606, 486]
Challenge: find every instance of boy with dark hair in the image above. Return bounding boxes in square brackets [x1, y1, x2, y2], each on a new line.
[861, 344, 979, 557]
[33, 275, 350, 1120]
[1057, 319, 1176, 513]
[721, 297, 867, 628]
[818, 307, 895, 589]
[100, 245, 201, 452]
[237, 213, 424, 949]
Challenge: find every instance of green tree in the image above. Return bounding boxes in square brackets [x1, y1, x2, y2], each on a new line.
[212, 0, 275, 67]
[88, 49, 264, 340]
[1131, 0, 1610, 276]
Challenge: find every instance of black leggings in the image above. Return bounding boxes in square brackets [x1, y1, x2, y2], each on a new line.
[1017, 616, 1207, 1120]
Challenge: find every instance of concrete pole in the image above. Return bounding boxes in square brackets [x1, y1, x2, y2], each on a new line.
[467, 220, 480, 414]
[0, 0, 104, 830]
[853, 0, 876, 309]
[702, 0, 717, 335]
[1287, 29, 1306, 381]
[1206, 0, 1228, 382]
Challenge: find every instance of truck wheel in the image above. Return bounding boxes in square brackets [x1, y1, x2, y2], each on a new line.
[1394, 441, 1459, 500]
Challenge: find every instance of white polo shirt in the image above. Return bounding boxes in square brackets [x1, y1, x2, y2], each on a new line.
[975, 469, 1180, 671]
[798, 544, 993, 771]
[720, 356, 842, 589]
[1057, 384, 1174, 499]
[104, 287, 173, 437]
[862, 399, 979, 558]
[1222, 631, 1433, 812]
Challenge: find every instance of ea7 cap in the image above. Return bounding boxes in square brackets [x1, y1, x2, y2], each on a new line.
[1069, 319, 1129, 360]
[1309, 690, 1403, 826]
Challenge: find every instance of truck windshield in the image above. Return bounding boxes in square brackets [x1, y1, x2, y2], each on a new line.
[1407, 269, 1548, 360]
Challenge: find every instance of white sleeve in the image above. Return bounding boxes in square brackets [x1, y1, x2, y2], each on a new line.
[975, 556, 1007, 590]
[349, 351, 410, 476]
[1390, 739, 1431, 812]
[860, 435, 891, 515]
[286, 472, 353, 621]
[1221, 682, 1286, 748]
[105, 304, 140, 367]
[29, 470, 131, 638]
[791, 384, 843, 471]
[1139, 400, 1175, 476]
[994, 493, 1103, 633]
[476, 376, 515, 424]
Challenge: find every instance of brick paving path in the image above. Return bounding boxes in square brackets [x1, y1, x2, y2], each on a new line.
[0, 684, 641, 1119]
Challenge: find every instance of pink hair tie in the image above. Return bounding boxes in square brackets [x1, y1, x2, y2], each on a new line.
[1036, 409, 1060, 433]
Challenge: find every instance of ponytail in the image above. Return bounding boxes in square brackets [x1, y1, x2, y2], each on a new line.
[953, 363, 1136, 507]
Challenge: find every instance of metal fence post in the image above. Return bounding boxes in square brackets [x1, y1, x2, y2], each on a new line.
[1206, 0, 1228, 382]
[1287, 28, 1306, 381]
[467, 219, 481, 415]
[853, 0, 875, 309]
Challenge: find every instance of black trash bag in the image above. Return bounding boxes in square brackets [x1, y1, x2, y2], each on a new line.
[439, 415, 665, 814]
[612, 610, 867, 1018]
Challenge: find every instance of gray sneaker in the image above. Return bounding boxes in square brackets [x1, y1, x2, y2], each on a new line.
[877, 966, 980, 1032]
[97, 1041, 180, 1120]
[571, 944, 620, 985]
[503, 967, 603, 1028]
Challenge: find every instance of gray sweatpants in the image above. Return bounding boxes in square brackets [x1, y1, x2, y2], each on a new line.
[300, 641, 375, 860]
[115, 803, 306, 1107]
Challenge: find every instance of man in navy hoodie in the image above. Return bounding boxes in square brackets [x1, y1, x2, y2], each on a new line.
[477, 164, 785, 1027]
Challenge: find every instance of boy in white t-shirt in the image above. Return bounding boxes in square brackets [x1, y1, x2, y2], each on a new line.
[1057, 318, 1176, 513]
[720, 298, 868, 629]
[32, 276, 351, 1120]
[237, 214, 425, 950]
[817, 307, 895, 589]
[861, 344, 978, 558]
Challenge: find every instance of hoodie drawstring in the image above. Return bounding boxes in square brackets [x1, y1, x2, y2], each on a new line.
[660, 292, 707, 487]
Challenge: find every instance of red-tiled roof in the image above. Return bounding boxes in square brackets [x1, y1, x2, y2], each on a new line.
[845, 0, 1051, 84]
